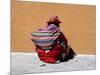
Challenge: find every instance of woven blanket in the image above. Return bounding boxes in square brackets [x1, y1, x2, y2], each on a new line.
[31, 24, 61, 50]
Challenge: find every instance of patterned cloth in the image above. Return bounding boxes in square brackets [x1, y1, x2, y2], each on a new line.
[31, 24, 61, 50]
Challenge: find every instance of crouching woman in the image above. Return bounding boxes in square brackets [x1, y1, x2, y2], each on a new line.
[30, 16, 74, 63]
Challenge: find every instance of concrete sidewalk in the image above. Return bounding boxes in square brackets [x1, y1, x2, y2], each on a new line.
[11, 52, 96, 75]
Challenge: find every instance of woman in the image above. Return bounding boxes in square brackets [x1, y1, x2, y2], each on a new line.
[31, 16, 68, 63]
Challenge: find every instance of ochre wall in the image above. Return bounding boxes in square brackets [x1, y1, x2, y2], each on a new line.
[11, 0, 96, 54]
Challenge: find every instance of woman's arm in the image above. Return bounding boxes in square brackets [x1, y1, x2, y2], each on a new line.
[60, 32, 68, 45]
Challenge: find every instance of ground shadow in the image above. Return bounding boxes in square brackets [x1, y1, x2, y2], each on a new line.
[60, 47, 76, 62]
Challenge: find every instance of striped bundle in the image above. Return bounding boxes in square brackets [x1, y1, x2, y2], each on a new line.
[31, 24, 61, 50]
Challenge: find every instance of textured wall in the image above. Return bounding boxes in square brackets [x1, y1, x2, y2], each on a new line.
[11, 0, 96, 54]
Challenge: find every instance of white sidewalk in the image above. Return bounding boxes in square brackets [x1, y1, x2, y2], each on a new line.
[11, 52, 96, 75]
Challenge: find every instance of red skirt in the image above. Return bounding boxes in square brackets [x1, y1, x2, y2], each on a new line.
[35, 45, 65, 63]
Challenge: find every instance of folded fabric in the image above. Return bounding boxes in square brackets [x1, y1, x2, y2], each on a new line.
[31, 24, 61, 50]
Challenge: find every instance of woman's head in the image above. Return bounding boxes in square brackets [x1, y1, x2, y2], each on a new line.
[46, 16, 62, 28]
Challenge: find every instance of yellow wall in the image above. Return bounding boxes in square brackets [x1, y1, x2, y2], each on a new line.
[11, 0, 96, 54]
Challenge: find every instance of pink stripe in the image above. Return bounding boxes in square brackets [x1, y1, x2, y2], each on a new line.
[38, 31, 51, 32]
[31, 36, 58, 40]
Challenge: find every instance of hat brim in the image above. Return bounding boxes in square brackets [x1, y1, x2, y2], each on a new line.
[46, 21, 62, 23]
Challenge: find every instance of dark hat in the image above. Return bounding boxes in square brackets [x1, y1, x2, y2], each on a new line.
[46, 16, 62, 23]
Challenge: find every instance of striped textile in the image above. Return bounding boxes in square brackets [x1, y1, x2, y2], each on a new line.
[31, 24, 61, 50]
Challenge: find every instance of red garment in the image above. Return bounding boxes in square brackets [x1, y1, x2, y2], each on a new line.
[35, 32, 68, 63]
